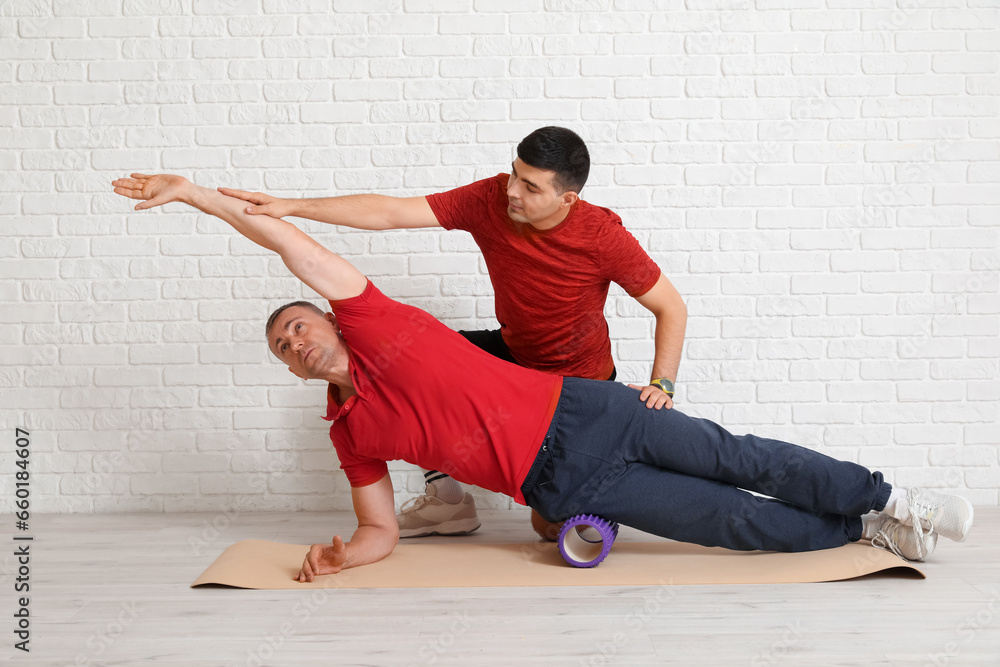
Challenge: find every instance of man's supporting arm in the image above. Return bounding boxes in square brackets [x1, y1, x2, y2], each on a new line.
[216, 187, 442, 231]
[632, 273, 688, 409]
[296, 473, 399, 582]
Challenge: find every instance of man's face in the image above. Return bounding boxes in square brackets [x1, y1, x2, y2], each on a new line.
[505, 158, 576, 225]
[268, 306, 345, 380]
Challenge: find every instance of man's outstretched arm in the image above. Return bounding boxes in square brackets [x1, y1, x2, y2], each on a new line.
[112, 173, 368, 301]
[215, 187, 441, 231]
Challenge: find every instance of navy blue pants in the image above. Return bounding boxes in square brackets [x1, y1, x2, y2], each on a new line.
[521, 378, 891, 552]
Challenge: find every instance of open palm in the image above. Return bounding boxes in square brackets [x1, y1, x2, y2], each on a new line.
[296, 535, 349, 582]
[111, 173, 189, 211]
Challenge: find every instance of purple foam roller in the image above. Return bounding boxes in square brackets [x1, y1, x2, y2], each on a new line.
[557, 514, 619, 568]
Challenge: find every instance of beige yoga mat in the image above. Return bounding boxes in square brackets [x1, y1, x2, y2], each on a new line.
[191, 539, 924, 589]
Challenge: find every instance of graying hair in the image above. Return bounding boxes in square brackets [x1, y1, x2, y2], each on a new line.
[265, 301, 325, 339]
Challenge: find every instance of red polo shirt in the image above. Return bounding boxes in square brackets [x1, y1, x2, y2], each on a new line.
[426, 173, 661, 380]
[323, 281, 562, 504]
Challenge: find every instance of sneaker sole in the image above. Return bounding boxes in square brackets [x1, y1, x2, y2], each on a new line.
[398, 519, 482, 539]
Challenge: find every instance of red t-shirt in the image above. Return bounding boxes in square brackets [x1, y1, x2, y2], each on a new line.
[322, 281, 563, 505]
[426, 173, 661, 380]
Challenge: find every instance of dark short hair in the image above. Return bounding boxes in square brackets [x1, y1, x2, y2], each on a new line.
[265, 300, 326, 339]
[516, 126, 590, 194]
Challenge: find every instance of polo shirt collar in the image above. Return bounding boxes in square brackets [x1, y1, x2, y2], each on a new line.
[322, 353, 373, 422]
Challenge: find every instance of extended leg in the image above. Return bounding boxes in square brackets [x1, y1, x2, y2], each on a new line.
[582, 462, 860, 552]
[526, 455, 860, 552]
[625, 407, 889, 518]
[549, 379, 890, 518]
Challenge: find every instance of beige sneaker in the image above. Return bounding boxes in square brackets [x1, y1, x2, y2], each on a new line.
[397, 492, 480, 538]
[904, 488, 974, 542]
[863, 513, 937, 562]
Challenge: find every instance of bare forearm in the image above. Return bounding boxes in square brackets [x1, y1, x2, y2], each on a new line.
[342, 525, 398, 569]
[188, 183, 367, 300]
[185, 183, 295, 252]
[635, 274, 687, 384]
[292, 194, 400, 230]
[651, 305, 687, 383]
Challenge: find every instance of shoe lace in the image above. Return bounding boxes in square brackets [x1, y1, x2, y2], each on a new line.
[907, 487, 938, 534]
[869, 528, 906, 560]
[870, 514, 927, 561]
[399, 494, 431, 515]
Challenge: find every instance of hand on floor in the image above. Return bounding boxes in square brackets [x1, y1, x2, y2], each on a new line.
[296, 535, 348, 582]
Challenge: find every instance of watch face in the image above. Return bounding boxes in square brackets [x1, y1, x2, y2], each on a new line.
[654, 379, 674, 395]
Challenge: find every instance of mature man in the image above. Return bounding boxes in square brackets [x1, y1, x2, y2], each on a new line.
[217, 127, 687, 539]
[112, 173, 974, 582]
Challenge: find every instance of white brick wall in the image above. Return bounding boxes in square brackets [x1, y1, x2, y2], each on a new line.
[1, 2, 998, 514]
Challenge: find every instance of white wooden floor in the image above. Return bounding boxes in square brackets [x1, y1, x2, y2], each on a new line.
[4, 508, 999, 666]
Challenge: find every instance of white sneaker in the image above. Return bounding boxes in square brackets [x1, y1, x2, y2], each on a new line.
[904, 488, 974, 543]
[863, 513, 937, 562]
[396, 492, 480, 538]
